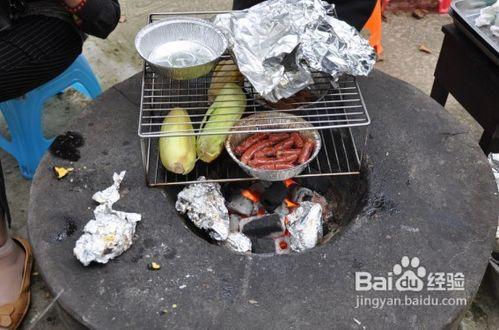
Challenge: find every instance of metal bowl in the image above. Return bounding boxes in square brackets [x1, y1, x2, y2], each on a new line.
[225, 112, 322, 181]
[135, 17, 228, 80]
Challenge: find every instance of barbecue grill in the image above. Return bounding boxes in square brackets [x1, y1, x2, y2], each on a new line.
[138, 12, 371, 186]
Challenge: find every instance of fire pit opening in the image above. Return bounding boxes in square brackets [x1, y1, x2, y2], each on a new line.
[167, 171, 368, 255]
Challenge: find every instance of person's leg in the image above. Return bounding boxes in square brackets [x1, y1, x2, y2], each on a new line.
[0, 15, 83, 102]
[0, 15, 82, 310]
[0, 159, 25, 307]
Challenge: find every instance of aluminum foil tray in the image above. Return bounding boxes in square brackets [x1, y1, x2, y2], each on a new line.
[450, 0, 499, 62]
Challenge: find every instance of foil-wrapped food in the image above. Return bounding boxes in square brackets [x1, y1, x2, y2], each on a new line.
[224, 232, 252, 253]
[175, 177, 230, 241]
[286, 201, 323, 252]
[74, 171, 142, 266]
[214, 0, 375, 102]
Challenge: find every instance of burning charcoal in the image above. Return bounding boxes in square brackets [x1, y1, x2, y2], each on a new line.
[275, 237, 291, 255]
[286, 202, 323, 252]
[175, 177, 230, 241]
[251, 237, 276, 254]
[224, 232, 252, 253]
[252, 201, 264, 216]
[227, 193, 254, 216]
[229, 214, 241, 233]
[290, 186, 314, 203]
[274, 202, 289, 217]
[240, 214, 284, 238]
[249, 181, 272, 195]
[262, 182, 289, 212]
[221, 181, 253, 201]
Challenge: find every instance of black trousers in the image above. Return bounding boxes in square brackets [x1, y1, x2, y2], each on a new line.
[0, 15, 82, 226]
[232, 0, 377, 31]
[0, 15, 83, 102]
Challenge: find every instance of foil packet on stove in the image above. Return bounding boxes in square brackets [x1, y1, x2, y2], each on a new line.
[214, 0, 375, 103]
[286, 201, 323, 252]
[224, 232, 252, 253]
[74, 171, 142, 266]
[176, 177, 230, 241]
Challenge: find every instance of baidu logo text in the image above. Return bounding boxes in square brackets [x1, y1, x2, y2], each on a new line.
[355, 256, 465, 292]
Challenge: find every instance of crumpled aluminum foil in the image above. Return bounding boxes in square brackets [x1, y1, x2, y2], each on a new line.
[176, 177, 230, 241]
[488, 153, 499, 191]
[74, 171, 142, 266]
[214, 0, 375, 102]
[286, 201, 323, 252]
[224, 232, 252, 253]
[475, 1, 499, 37]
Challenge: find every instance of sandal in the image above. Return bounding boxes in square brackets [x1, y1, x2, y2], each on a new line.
[0, 238, 33, 330]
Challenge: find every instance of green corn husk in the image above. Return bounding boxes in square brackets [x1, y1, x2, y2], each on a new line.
[159, 108, 196, 175]
[197, 83, 247, 163]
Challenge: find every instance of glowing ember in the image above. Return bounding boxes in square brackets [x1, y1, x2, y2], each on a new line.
[284, 198, 299, 208]
[257, 208, 265, 216]
[284, 179, 297, 188]
[279, 240, 288, 250]
[241, 189, 260, 203]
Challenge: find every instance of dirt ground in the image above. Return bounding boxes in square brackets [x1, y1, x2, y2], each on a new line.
[0, 1, 497, 329]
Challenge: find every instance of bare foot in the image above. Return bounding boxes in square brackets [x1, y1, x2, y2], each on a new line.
[0, 238, 25, 306]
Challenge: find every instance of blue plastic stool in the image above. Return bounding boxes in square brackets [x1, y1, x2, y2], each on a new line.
[0, 55, 101, 179]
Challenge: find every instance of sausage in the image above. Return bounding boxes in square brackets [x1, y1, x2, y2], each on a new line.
[274, 138, 294, 151]
[254, 147, 276, 158]
[298, 139, 315, 164]
[250, 154, 298, 166]
[234, 133, 268, 155]
[291, 132, 304, 148]
[268, 133, 290, 143]
[276, 149, 302, 158]
[254, 163, 294, 170]
[241, 139, 274, 164]
[248, 157, 273, 167]
[279, 154, 298, 164]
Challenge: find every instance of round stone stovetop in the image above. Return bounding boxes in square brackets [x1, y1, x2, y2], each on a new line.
[28, 71, 497, 329]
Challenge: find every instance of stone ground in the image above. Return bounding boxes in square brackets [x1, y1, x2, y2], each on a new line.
[0, 1, 497, 329]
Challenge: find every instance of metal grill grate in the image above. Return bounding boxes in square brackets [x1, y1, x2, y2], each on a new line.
[139, 12, 370, 186]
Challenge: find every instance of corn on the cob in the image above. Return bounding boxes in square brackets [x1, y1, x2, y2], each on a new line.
[208, 59, 244, 102]
[197, 83, 247, 163]
[159, 108, 196, 175]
